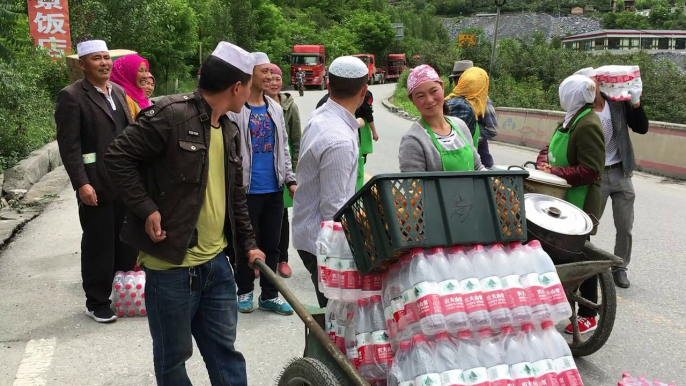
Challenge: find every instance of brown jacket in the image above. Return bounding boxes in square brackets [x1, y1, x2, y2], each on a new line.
[55, 79, 133, 202]
[104, 90, 257, 265]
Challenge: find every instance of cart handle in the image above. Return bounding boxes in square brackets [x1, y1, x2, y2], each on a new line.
[523, 161, 539, 170]
[253, 259, 371, 386]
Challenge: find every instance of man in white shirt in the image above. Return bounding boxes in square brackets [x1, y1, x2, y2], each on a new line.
[292, 56, 369, 307]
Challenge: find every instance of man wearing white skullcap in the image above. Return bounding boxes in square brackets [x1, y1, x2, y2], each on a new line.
[55, 40, 137, 324]
[292, 55, 369, 307]
[105, 41, 263, 386]
[228, 52, 297, 315]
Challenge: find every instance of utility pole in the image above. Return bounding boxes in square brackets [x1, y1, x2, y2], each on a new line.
[489, 0, 506, 77]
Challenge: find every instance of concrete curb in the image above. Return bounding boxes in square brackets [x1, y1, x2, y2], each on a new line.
[382, 97, 419, 121]
[2, 141, 62, 199]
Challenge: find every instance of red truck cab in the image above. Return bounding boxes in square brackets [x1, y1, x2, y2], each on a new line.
[291, 45, 327, 90]
[385, 53, 407, 82]
[352, 54, 385, 85]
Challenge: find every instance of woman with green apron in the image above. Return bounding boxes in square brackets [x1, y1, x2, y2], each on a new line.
[398, 64, 485, 172]
[536, 74, 606, 335]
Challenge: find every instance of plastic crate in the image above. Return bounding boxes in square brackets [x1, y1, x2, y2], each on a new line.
[334, 171, 529, 274]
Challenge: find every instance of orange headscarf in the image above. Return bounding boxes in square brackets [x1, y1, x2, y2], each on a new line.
[444, 67, 489, 118]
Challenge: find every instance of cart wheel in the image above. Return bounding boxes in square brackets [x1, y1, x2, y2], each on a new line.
[565, 268, 617, 357]
[277, 358, 345, 386]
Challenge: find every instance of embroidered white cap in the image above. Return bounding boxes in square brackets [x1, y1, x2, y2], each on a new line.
[329, 56, 368, 79]
[211, 41, 255, 75]
[251, 52, 270, 66]
[574, 67, 597, 78]
[77, 40, 108, 57]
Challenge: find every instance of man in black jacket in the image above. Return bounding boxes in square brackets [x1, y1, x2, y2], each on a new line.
[55, 40, 137, 324]
[104, 41, 264, 386]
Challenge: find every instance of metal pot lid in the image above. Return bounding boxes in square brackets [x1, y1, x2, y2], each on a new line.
[491, 165, 570, 187]
[524, 193, 593, 236]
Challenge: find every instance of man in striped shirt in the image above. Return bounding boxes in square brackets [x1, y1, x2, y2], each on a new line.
[292, 56, 369, 307]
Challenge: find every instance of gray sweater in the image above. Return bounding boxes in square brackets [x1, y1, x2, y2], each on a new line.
[399, 116, 485, 172]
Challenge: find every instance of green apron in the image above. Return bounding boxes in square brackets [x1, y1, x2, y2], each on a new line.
[359, 119, 374, 156]
[283, 141, 294, 208]
[473, 121, 480, 148]
[422, 118, 474, 171]
[547, 108, 593, 209]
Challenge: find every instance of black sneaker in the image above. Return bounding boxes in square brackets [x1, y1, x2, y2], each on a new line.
[86, 308, 118, 323]
[613, 270, 630, 289]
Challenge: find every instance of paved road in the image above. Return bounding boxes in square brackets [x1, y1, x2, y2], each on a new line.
[1, 83, 684, 385]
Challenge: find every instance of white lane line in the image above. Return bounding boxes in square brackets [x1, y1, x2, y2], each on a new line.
[13, 338, 57, 386]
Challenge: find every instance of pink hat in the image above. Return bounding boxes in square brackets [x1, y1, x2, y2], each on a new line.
[407, 64, 443, 96]
[270, 64, 283, 77]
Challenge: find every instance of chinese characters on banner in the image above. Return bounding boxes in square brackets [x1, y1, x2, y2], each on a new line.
[28, 0, 72, 59]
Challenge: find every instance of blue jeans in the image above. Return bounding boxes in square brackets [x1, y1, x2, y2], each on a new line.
[144, 252, 247, 386]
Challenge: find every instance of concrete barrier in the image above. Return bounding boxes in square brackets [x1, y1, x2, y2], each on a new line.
[2, 141, 62, 196]
[495, 107, 686, 179]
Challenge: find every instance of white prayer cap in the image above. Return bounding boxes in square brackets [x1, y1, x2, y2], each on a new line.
[77, 40, 108, 57]
[251, 52, 270, 66]
[211, 41, 255, 75]
[574, 67, 597, 78]
[329, 56, 368, 79]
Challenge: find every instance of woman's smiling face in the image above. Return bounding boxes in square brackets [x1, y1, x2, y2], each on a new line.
[411, 81, 445, 118]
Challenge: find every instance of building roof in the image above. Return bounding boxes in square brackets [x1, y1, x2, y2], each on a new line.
[562, 29, 686, 41]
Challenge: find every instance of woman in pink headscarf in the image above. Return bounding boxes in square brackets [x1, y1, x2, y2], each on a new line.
[110, 54, 151, 121]
[398, 64, 485, 172]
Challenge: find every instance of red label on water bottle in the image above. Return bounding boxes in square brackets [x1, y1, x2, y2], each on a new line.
[414, 281, 443, 318]
[391, 296, 406, 324]
[355, 332, 372, 366]
[439, 279, 466, 315]
[524, 273, 549, 306]
[361, 274, 374, 290]
[371, 330, 393, 363]
[481, 276, 508, 311]
[340, 260, 359, 290]
[459, 278, 487, 313]
[533, 359, 560, 386]
[554, 356, 583, 386]
[402, 289, 418, 323]
[502, 275, 529, 308]
[540, 272, 567, 305]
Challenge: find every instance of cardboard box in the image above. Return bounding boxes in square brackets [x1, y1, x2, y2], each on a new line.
[65, 49, 137, 83]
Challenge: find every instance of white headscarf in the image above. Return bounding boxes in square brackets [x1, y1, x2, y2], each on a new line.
[559, 74, 596, 128]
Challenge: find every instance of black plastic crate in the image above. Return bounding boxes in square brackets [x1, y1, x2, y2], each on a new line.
[334, 171, 529, 274]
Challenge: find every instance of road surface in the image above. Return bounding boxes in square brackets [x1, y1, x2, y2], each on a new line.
[0, 83, 684, 385]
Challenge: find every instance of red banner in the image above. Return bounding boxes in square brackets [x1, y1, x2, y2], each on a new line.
[27, 0, 72, 59]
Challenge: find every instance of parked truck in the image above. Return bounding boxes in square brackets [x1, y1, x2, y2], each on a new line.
[385, 53, 407, 82]
[352, 54, 385, 85]
[290, 45, 327, 90]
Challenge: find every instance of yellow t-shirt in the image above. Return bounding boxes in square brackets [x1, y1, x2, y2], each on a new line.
[139, 125, 228, 270]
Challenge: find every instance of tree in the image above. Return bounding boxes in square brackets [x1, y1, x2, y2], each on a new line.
[345, 10, 396, 57]
[0, 0, 26, 61]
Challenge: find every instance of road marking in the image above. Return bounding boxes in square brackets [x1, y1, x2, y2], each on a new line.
[13, 338, 56, 386]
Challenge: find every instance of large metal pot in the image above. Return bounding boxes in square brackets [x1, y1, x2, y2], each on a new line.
[524, 193, 594, 264]
[492, 164, 571, 199]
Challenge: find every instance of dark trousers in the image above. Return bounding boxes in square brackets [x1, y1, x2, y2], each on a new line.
[297, 250, 328, 308]
[279, 209, 290, 263]
[478, 139, 494, 168]
[78, 198, 137, 311]
[236, 192, 283, 300]
[145, 253, 247, 386]
[578, 234, 598, 318]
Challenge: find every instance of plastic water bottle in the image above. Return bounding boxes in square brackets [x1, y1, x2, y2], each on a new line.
[528, 241, 571, 322]
[134, 271, 146, 290]
[434, 332, 464, 386]
[472, 245, 512, 327]
[479, 328, 513, 386]
[383, 268, 402, 346]
[409, 334, 442, 386]
[511, 243, 551, 322]
[539, 320, 584, 386]
[521, 322, 559, 386]
[355, 298, 375, 380]
[362, 273, 383, 299]
[455, 330, 489, 386]
[113, 271, 126, 290]
[450, 247, 490, 330]
[388, 340, 412, 386]
[326, 223, 345, 300]
[317, 221, 335, 293]
[340, 241, 360, 302]
[502, 325, 536, 386]
[123, 272, 136, 290]
[400, 255, 421, 338]
[369, 295, 392, 380]
[346, 324, 360, 369]
[138, 297, 146, 316]
[620, 373, 675, 386]
[410, 248, 445, 336]
[431, 248, 469, 333]
[491, 244, 531, 325]
[326, 301, 338, 342]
